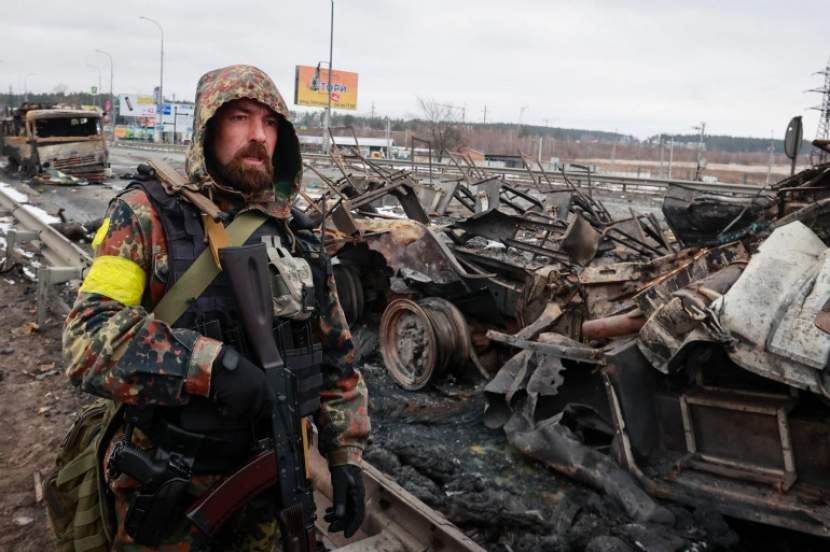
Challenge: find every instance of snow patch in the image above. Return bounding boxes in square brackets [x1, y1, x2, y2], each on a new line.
[21, 204, 61, 225]
[376, 206, 406, 218]
[0, 182, 29, 203]
[485, 241, 507, 251]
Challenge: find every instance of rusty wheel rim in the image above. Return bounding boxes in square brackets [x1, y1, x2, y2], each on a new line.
[419, 297, 471, 372]
[380, 299, 437, 390]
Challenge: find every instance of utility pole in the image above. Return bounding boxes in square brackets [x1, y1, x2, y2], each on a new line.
[668, 136, 675, 179]
[24, 73, 36, 104]
[139, 16, 164, 143]
[516, 105, 528, 137]
[808, 54, 830, 166]
[386, 116, 391, 159]
[610, 129, 618, 172]
[481, 105, 487, 124]
[96, 50, 114, 140]
[693, 122, 706, 180]
[659, 134, 665, 178]
[766, 131, 775, 185]
[322, 0, 335, 154]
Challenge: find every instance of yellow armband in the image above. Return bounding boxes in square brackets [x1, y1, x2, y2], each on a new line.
[79, 256, 147, 306]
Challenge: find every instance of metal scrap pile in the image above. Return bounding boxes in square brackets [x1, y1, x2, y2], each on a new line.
[303, 144, 830, 539]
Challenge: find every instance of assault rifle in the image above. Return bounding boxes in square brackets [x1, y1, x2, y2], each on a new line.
[185, 242, 318, 552]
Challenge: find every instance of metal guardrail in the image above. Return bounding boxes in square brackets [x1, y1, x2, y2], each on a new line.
[110, 141, 770, 197]
[110, 140, 188, 154]
[0, 184, 92, 324]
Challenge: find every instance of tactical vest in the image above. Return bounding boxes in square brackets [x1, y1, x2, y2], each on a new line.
[124, 179, 324, 471]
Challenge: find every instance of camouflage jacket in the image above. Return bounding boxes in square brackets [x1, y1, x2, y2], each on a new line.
[63, 65, 369, 467]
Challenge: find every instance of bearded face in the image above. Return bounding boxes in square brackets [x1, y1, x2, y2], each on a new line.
[209, 140, 274, 193]
[205, 98, 279, 194]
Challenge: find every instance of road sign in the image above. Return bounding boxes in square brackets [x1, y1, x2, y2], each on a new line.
[784, 116, 803, 160]
[91, 86, 98, 95]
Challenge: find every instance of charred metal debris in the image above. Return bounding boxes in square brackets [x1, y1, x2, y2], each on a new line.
[301, 137, 830, 539]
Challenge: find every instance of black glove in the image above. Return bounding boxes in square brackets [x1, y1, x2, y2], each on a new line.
[210, 347, 269, 420]
[324, 464, 365, 538]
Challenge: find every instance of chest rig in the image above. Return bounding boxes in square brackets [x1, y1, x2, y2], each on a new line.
[123, 178, 325, 460]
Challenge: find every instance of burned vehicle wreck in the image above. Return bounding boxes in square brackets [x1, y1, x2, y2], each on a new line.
[609, 220, 830, 537]
[302, 142, 830, 546]
[1, 103, 109, 182]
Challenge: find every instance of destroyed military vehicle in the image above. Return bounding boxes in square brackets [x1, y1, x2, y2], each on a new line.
[1, 103, 109, 182]
[306, 139, 830, 541]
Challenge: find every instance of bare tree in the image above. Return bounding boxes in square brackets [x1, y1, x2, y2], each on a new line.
[413, 97, 466, 161]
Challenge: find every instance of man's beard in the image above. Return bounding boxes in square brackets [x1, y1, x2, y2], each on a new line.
[212, 142, 274, 194]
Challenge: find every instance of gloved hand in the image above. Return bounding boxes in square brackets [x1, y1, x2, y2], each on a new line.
[210, 347, 269, 420]
[324, 464, 365, 538]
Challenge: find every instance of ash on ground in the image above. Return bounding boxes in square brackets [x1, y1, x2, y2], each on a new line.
[354, 316, 829, 552]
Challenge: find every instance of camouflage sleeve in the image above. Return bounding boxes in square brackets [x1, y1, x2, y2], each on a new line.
[314, 272, 371, 468]
[62, 192, 221, 406]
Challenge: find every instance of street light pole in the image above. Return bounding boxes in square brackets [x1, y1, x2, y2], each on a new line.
[24, 73, 36, 104]
[322, 0, 334, 154]
[96, 49, 114, 139]
[86, 64, 101, 109]
[140, 16, 164, 143]
[693, 121, 706, 180]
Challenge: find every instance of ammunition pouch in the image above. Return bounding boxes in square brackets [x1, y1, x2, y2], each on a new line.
[274, 319, 324, 417]
[262, 236, 316, 321]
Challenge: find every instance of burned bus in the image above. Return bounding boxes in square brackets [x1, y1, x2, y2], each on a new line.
[1, 104, 109, 182]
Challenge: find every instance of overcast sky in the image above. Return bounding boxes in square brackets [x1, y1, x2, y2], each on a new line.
[1, 0, 828, 140]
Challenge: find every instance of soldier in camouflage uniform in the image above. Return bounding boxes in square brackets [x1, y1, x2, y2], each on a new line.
[63, 65, 370, 551]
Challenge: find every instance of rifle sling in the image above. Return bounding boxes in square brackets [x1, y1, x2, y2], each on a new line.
[152, 211, 267, 325]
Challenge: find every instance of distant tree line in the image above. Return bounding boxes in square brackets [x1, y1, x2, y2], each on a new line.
[3, 90, 815, 158]
[646, 133, 813, 157]
[3, 91, 113, 113]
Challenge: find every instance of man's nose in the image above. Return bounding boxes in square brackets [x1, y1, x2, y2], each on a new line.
[248, 119, 268, 143]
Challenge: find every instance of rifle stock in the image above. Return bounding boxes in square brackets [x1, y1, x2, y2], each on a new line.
[185, 242, 317, 551]
[185, 449, 278, 537]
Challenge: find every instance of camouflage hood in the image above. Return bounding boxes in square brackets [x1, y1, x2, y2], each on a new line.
[185, 65, 302, 216]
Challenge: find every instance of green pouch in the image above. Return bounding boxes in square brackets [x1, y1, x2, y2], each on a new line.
[263, 236, 316, 321]
[42, 398, 123, 552]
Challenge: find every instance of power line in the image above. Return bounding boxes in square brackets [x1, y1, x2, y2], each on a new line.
[808, 54, 830, 166]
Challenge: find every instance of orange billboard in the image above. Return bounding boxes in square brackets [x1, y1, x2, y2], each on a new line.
[294, 65, 359, 111]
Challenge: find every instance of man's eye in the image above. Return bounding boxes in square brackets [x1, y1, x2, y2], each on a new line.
[265, 119, 278, 127]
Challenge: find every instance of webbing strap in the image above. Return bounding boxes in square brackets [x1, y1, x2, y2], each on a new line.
[74, 502, 102, 526]
[57, 451, 96, 486]
[152, 211, 268, 325]
[67, 477, 97, 502]
[73, 528, 108, 552]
